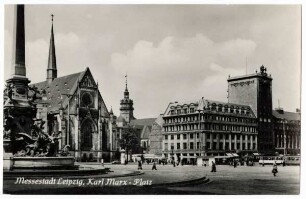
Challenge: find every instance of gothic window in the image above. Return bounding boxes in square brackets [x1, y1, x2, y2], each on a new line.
[81, 119, 95, 150]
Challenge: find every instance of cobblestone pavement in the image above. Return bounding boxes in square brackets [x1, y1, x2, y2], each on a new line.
[3, 163, 300, 194]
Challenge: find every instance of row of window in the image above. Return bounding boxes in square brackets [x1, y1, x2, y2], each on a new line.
[164, 142, 257, 151]
[164, 133, 256, 141]
[164, 124, 257, 133]
[169, 107, 196, 115]
[164, 115, 256, 124]
[274, 125, 300, 131]
[275, 135, 300, 149]
[205, 105, 251, 115]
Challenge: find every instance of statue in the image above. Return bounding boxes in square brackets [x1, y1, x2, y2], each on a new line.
[11, 121, 62, 157]
[60, 145, 71, 156]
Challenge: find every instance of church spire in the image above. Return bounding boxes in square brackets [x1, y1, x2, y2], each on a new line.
[47, 14, 57, 83]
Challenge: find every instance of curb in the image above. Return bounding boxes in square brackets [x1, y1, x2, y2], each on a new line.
[152, 176, 210, 187]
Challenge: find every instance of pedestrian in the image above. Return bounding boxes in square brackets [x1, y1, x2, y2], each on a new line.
[211, 161, 216, 172]
[138, 160, 142, 170]
[282, 160, 286, 167]
[233, 160, 237, 168]
[272, 161, 278, 176]
[152, 161, 157, 170]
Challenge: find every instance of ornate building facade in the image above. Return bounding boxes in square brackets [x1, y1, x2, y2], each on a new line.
[162, 99, 258, 164]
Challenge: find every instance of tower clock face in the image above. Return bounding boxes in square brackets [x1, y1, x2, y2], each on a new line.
[81, 92, 93, 107]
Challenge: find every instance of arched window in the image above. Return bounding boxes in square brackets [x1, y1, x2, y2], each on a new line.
[81, 119, 95, 150]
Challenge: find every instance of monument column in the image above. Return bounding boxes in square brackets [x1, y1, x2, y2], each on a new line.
[4, 5, 36, 170]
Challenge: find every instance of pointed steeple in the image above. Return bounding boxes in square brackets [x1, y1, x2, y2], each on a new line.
[11, 5, 26, 77]
[109, 106, 113, 115]
[124, 73, 129, 99]
[47, 14, 57, 83]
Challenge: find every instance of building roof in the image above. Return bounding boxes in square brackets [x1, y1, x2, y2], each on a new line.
[163, 97, 255, 118]
[31, 70, 85, 113]
[130, 118, 156, 127]
[273, 110, 301, 121]
[117, 115, 126, 123]
[204, 99, 252, 110]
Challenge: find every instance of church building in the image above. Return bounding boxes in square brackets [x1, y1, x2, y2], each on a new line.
[31, 15, 111, 162]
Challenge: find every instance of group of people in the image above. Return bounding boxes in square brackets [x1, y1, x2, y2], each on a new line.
[210, 160, 280, 176]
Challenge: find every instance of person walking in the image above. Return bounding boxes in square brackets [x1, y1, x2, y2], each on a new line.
[233, 160, 237, 168]
[152, 161, 157, 170]
[272, 161, 278, 176]
[138, 160, 142, 170]
[211, 161, 216, 172]
[282, 159, 286, 167]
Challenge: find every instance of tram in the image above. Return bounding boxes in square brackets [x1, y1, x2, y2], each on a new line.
[259, 155, 300, 165]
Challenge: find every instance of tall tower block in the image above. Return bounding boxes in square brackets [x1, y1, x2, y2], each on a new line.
[227, 65, 273, 154]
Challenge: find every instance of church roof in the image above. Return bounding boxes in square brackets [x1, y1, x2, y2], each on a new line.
[31, 70, 85, 113]
[130, 118, 156, 127]
[116, 115, 126, 123]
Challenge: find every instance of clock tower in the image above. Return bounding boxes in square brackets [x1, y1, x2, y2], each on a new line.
[119, 74, 135, 123]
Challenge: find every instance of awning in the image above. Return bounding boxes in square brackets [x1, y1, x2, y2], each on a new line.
[226, 153, 234, 157]
[253, 153, 260, 156]
[232, 153, 239, 157]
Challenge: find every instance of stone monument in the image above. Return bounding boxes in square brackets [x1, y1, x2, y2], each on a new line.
[3, 5, 74, 170]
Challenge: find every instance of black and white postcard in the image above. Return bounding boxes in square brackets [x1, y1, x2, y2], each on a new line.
[1, 1, 303, 196]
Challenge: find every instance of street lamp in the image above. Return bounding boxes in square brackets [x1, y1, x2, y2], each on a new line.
[282, 119, 286, 157]
[197, 109, 203, 157]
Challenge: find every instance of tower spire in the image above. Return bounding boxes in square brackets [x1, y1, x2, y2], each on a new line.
[47, 14, 57, 83]
[125, 73, 128, 91]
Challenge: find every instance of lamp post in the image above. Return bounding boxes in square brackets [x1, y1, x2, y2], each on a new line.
[282, 119, 286, 157]
[197, 110, 203, 157]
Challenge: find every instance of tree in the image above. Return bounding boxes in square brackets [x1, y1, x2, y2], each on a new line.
[119, 125, 140, 163]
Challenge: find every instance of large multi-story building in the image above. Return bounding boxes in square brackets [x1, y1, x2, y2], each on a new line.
[162, 99, 258, 164]
[160, 66, 300, 163]
[273, 108, 301, 155]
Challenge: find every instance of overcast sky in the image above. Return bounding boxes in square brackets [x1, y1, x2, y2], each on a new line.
[4, 5, 301, 118]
